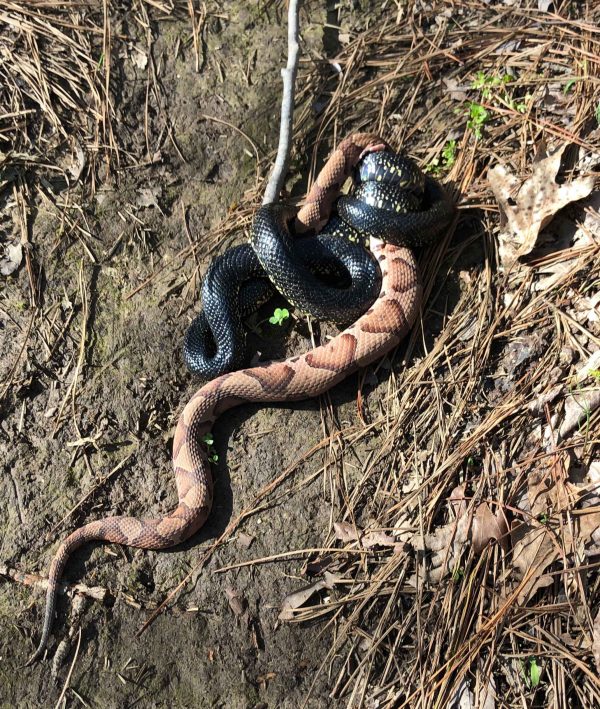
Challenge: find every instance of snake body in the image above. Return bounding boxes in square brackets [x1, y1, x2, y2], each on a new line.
[183, 228, 382, 378]
[28, 133, 454, 663]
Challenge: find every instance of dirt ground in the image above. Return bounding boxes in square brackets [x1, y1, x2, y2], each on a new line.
[1, 1, 599, 708]
[0, 3, 353, 706]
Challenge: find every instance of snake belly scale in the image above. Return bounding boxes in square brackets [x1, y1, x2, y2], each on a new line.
[27, 133, 454, 663]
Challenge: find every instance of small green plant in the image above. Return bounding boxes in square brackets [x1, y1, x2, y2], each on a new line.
[563, 78, 577, 94]
[201, 433, 219, 464]
[426, 139, 457, 175]
[596, 102, 600, 126]
[506, 92, 532, 114]
[538, 512, 549, 525]
[269, 307, 290, 326]
[441, 139, 457, 168]
[471, 70, 511, 98]
[466, 455, 481, 472]
[519, 657, 542, 689]
[467, 102, 489, 139]
[528, 658, 542, 688]
[467, 70, 531, 136]
[452, 565, 464, 582]
[588, 369, 600, 381]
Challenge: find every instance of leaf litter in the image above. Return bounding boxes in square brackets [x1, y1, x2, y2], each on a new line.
[0, 1, 599, 707]
[489, 143, 595, 267]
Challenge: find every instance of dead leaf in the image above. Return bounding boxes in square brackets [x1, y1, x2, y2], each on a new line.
[334, 521, 361, 543]
[132, 47, 148, 70]
[593, 608, 600, 674]
[66, 141, 85, 183]
[558, 389, 600, 442]
[443, 77, 470, 102]
[527, 454, 578, 517]
[0, 241, 22, 276]
[488, 145, 595, 266]
[136, 186, 162, 210]
[225, 587, 247, 616]
[279, 580, 328, 620]
[533, 260, 575, 292]
[278, 572, 341, 621]
[511, 455, 600, 603]
[472, 502, 510, 553]
[237, 532, 255, 549]
[449, 482, 468, 518]
[450, 676, 496, 709]
[361, 530, 396, 548]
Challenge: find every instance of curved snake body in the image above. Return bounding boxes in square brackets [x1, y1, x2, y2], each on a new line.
[184, 226, 382, 378]
[28, 133, 454, 663]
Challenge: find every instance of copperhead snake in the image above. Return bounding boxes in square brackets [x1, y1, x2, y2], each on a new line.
[28, 133, 454, 663]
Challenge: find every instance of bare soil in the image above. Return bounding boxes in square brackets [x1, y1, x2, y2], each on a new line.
[0, 3, 352, 706]
[1, 1, 599, 708]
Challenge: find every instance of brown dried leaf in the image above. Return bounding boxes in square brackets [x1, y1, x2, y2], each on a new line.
[488, 145, 595, 266]
[558, 389, 600, 443]
[511, 457, 600, 603]
[0, 241, 22, 276]
[237, 532, 255, 549]
[443, 77, 470, 102]
[527, 455, 578, 517]
[278, 572, 341, 621]
[449, 482, 468, 518]
[334, 521, 361, 543]
[593, 608, 600, 675]
[225, 587, 247, 616]
[361, 530, 396, 548]
[472, 502, 510, 553]
[136, 186, 162, 209]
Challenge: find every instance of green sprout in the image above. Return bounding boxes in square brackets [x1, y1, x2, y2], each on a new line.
[201, 433, 219, 464]
[563, 78, 577, 94]
[471, 70, 511, 99]
[467, 102, 489, 139]
[538, 512, 549, 525]
[588, 369, 600, 381]
[519, 657, 543, 689]
[523, 657, 542, 688]
[528, 658, 542, 688]
[596, 102, 600, 126]
[441, 139, 457, 168]
[269, 307, 290, 326]
[467, 70, 531, 136]
[452, 565, 464, 582]
[426, 139, 458, 175]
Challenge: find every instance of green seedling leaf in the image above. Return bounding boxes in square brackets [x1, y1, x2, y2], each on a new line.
[201, 433, 214, 446]
[467, 102, 489, 139]
[452, 566, 464, 582]
[269, 307, 290, 326]
[529, 658, 542, 687]
[441, 139, 457, 168]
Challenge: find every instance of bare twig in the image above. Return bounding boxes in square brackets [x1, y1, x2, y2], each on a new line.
[0, 563, 107, 602]
[262, 0, 300, 204]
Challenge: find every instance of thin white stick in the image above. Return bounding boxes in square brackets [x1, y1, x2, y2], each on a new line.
[262, 0, 301, 205]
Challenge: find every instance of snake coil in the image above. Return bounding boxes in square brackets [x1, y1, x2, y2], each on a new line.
[27, 135, 454, 664]
[184, 150, 452, 379]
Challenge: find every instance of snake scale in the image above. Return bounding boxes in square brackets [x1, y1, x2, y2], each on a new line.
[27, 133, 454, 663]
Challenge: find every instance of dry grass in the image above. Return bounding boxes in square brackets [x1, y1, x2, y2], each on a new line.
[1, 0, 599, 706]
[270, 3, 600, 706]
